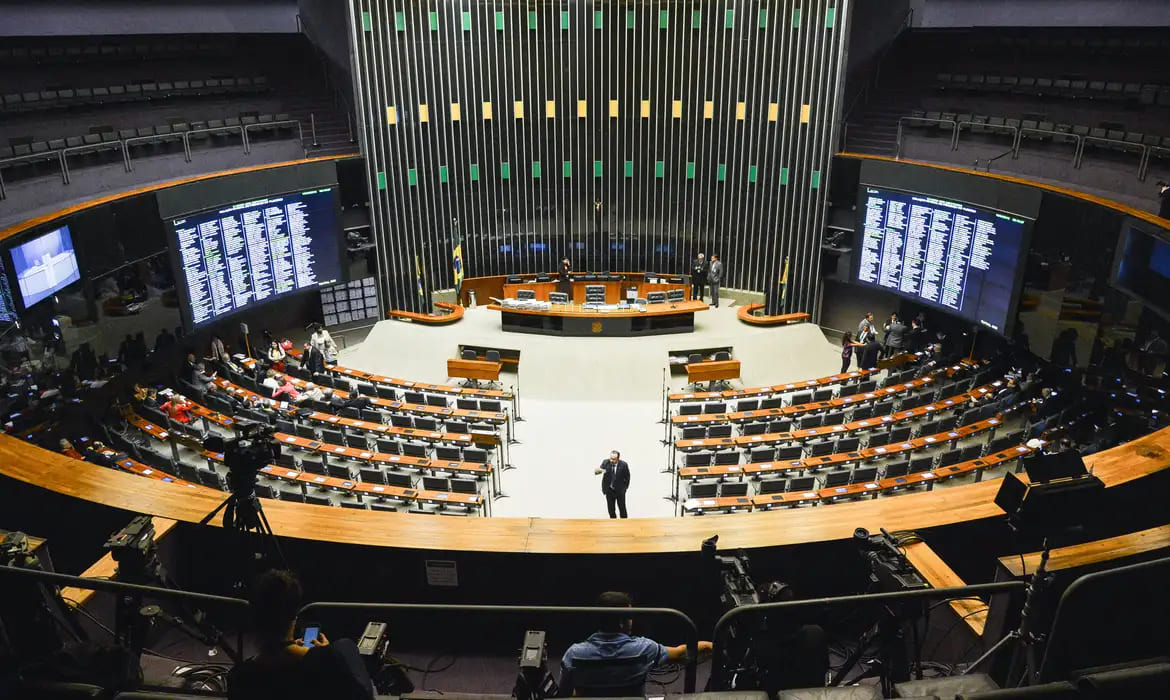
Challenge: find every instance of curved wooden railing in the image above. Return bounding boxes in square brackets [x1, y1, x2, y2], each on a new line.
[388, 301, 465, 324]
[736, 304, 811, 326]
[2, 424, 1166, 554]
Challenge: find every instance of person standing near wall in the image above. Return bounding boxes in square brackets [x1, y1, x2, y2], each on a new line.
[690, 253, 708, 302]
[707, 254, 724, 308]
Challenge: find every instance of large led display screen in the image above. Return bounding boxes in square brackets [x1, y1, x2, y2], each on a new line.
[854, 185, 1031, 334]
[167, 187, 343, 328]
[10, 225, 82, 308]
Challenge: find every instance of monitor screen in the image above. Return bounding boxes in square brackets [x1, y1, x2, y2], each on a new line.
[10, 225, 82, 308]
[167, 187, 344, 329]
[854, 185, 1031, 334]
[1112, 223, 1170, 318]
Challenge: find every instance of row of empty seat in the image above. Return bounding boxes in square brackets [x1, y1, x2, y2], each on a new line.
[1, 75, 269, 115]
[933, 73, 1170, 106]
[905, 110, 1170, 156]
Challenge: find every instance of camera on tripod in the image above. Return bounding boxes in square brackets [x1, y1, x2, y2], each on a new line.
[104, 515, 165, 584]
[204, 419, 280, 481]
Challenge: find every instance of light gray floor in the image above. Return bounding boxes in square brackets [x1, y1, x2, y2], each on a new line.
[341, 305, 842, 518]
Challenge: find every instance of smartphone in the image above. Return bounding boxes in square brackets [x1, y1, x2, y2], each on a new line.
[300, 623, 320, 648]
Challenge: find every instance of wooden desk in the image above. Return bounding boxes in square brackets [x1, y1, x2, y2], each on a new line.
[447, 358, 502, 382]
[682, 496, 753, 514]
[904, 540, 989, 636]
[668, 368, 880, 403]
[488, 300, 708, 337]
[998, 524, 1170, 577]
[685, 360, 741, 384]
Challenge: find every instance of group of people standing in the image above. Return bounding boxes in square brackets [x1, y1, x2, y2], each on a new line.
[689, 252, 724, 307]
[841, 311, 929, 372]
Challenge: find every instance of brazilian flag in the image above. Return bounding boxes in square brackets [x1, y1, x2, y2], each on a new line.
[452, 228, 464, 297]
[415, 254, 425, 300]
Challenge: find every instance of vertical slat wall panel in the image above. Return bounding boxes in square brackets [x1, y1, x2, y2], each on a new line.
[350, 0, 848, 316]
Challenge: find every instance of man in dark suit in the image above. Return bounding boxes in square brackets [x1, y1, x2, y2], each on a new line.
[690, 253, 708, 302]
[595, 450, 630, 518]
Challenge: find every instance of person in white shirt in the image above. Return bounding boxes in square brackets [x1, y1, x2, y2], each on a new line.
[261, 370, 281, 392]
[298, 383, 325, 403]
[309, 324, 338, 365]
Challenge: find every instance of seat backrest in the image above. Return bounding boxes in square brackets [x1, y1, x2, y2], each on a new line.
[485, 350, 501, 362]
[689, 482, 718, 498]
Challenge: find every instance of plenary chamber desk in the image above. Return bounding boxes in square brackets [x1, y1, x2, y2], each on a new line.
[488, 300, 709, 336]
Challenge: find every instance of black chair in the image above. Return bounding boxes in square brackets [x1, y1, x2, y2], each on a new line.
[451, 479, 478, 495]
[300, 457, 326, 475]
[909, 455, 935, 473]
[720, 482, 748, 497]
[714, 451, 740, 466]
[422, 476, 450, 491]
[760, 397, 784, 409]
[736, 399, 759, 412]
[305, 494, 332, 506]
[414, 417, 439, 431]
[386, 472, 414, 488]
[812, 388, 834, 403]
[741, 422, 767, 436]
[788, 476, 816, 492]
[759, 479, 787, 494]
[836, 437, 860, 454]
[436, 446, 462, 461]
[685, 452, 713, 467]
[688, 482, 718, 498]
[775, 445, 803, 461]
[807, 440, 836, 457]
[852, 466, 878, 484]
[703, 402, 726, 414]
[390, 414, 413, 428]
[707, 424, 733, 439]
[789, 391, 812, 406]
[823, 471, 850, 488]
[376, 386, 397, 400]
[359, 467, 386, 485]
[463, 448, 488, 463]
[884, 460, 910, 478]
[889, 426, 913, 444]
[682, 426, 706, 440]
[401, 442, 428, 458]
[457, 398, 479, 410]
[867, 431, 890, 447]
[749, 448, 776, 463]
[679, 403, 702, 416]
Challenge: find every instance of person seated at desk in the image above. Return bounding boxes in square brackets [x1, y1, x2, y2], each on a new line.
[261, 370, 281, 393]
[58, 438, 83, 460]
[560, 591, 712, 697]
[160, 394, 194, 424]
[271, 375, 300, 402]
[297, 382, 326, 403]
[192, 362, 216, 396]
[133, 383, 158, 407]
[321, 387, 370, 411]
[228, 570, 375, 700]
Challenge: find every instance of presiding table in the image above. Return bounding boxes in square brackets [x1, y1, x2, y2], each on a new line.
[488, 299, 708, 337]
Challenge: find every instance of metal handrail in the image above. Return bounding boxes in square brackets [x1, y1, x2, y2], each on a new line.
[709, 581, 1027, 688]
[1013, 127, 1083, 165]
[1079, 135, 1147, 173]
[0, 150, 63, 198]
[953, 120, 1019, 152]
[182, 124, 247, 156]
[124, 132, 190, 171]
[244, 120, 306, 157]
[299, 601, 701, 692]
[896, 117, 957, 159]
[60, 140, 126, 184]
[0, 563, 249, 608]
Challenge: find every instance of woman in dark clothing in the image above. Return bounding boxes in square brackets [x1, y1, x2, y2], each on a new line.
[557, 258, 573, 298]
[841, 332, 865, 373]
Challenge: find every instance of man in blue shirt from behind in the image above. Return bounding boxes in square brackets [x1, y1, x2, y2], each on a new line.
[560, 591, 712, 697]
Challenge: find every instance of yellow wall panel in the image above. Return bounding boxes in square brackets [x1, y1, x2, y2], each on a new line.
[640, 99, 650, 118]
[546, 100, 556, 118]
[450, 103, 461, 121]
[577, 99, 588, 117]
[800, 104, 811, 123]
[735, 101, 746, 120]
[609, 99, 619, 118]
[419, 103, 429, 123]
[483, 101, 493, 120]
[703, 100, 714, 119]
[386, 105, 397, 125]
[767, 102, 779, 122]
[672, 99, 682, 118]
[514, 100, 525, 119]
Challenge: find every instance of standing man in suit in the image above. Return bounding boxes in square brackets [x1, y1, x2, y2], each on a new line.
[558, 258, 573, 298]
[690, 253, 708, 302]
[883, 312, 907, 358]
[708, 254, 724, 308]
[595, 450, 630, 518]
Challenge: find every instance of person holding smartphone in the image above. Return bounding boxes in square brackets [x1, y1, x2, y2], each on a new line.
[594, 450, 630, 518]
[228, 570, 374, 700]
